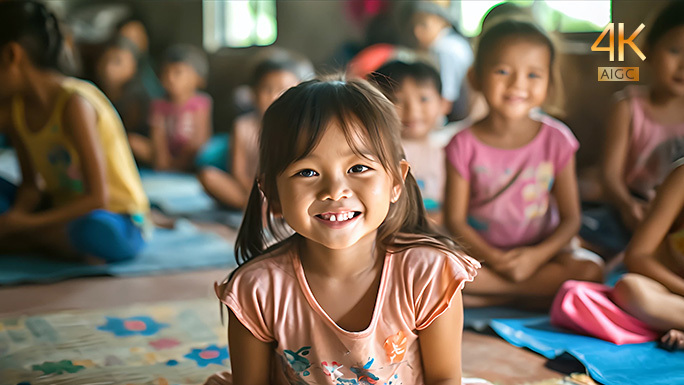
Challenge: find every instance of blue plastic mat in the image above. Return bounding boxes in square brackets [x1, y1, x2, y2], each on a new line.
[463, 307, 544, 332]
[0, 220, 236, 285]
[140, 169, 243, 227]
[490, 317, 684, 385]
[0, 149, 20, 184]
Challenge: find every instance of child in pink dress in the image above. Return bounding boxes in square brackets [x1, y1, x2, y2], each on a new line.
[203, 79, 484, 384]
[129, 44, 212, 172]
[444, 20, 603, 309]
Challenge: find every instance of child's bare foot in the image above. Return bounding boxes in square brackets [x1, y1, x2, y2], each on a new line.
[659, 329, 684, 351]
[150, 210, 176, 229]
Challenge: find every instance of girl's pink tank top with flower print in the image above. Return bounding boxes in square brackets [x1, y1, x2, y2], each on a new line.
[215, 242, 479, 385]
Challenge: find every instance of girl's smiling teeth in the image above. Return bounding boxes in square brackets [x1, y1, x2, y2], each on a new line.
[317, 211, 361, 222]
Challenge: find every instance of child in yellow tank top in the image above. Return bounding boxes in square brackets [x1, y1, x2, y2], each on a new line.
[0, 1, 149, 262]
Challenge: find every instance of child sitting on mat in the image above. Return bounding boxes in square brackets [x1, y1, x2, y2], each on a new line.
[198, 51, 312, 209]
[129, 44, 212, 172]
[582, 1, 684, 255]
[0, 1, 149, 263]
[612, 160, 684, 350]
[443, 20, 603, 309]
[368, 59, 451, 220]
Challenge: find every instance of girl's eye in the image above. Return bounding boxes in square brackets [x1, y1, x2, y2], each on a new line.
[296, 169, 318, 178]
[348, 165, 369, 173]
[529, 73, 541, 79]
[669, 47, 680, 55]
[420, 96, 430, 103]
[495, 69, 508, 75]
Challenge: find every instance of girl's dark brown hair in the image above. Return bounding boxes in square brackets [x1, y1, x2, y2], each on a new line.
[646, 1, 684, 49]
[0, 1, 63, 70]
[234, 77, 462, 265]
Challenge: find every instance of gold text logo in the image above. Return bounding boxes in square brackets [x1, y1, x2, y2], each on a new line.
[591, 23, 646, 62]
[598, 67, 639, 82]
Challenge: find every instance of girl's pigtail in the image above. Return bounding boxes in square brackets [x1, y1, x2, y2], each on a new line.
[234, 179, 267, 265]
[404, 171, 430, 231]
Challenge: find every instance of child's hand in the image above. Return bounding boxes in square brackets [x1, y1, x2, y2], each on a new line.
[620, 200, 648, 231]
[493, 247, 545, 283]
[202, 371, 231, 385]
[0, 209, 34, 236]
[659, 329, 684, 351]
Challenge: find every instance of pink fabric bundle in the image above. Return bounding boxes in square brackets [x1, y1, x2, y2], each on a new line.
[550, 280, 659, 345]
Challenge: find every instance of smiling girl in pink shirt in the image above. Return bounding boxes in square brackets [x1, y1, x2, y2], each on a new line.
[205, 79, 481, 385]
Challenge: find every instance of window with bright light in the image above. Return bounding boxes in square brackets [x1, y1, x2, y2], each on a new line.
[203, 0, 277, 52]
[458, 0, 612, 37]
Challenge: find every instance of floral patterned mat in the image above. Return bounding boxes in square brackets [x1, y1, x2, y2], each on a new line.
[0, 298, 229, 385]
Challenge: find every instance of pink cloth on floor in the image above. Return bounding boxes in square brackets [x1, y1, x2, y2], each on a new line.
[550, 280, 659, 345]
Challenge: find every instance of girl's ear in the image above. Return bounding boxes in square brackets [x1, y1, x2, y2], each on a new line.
[467, 66, 481, 92]
[391, 160, 411, 203]
[0, 42, 22, 67]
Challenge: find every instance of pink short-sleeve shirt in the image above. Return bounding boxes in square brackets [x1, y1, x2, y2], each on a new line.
[149, 92, 212, 155]
[445, 116, 579, 249]
[216, 242, 479, 384]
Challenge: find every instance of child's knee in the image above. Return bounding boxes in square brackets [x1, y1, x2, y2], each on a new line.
[567, 249, 604, 282]
[612, 273, 651, 312]
[198, 167, 221, 186]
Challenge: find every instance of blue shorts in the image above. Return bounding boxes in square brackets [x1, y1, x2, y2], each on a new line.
[0, 177, 145, 262]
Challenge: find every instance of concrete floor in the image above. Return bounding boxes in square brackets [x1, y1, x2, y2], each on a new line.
[0, 220, 577, 385]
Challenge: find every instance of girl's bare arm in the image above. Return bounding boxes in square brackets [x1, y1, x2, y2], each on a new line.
[1, 105, 41, 212]
[231, 119, 255, 191]
[443, 160, 505, 264]
[18, 94, 108, 227]
[625, 165, 684, 296]
[150, 111, 171, 170]
[602, 98, 644, 227]
[228, 310, 272, 385]
[418, 291, 463, 385]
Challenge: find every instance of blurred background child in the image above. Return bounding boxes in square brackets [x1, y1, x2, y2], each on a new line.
[129, 44, 212, 172]
[198, 51, 313, 209]
[95, 35, 150, 136]
[407, 1, 473, 122]
[368, 59, 451, 220]
[444, 20, 603, 308]
[612, 160, 684, 351]
[0, 0, 149, 263]
[114, 14, 164, 100]
[582, 1, 684, 257]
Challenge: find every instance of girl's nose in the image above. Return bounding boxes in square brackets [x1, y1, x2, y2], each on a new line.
[510, 72, 526, 88]
[317, 175, 352, 201]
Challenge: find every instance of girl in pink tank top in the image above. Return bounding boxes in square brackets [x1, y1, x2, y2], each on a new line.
[204, 79, 485, 385]
[602, 2, 684, 232]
